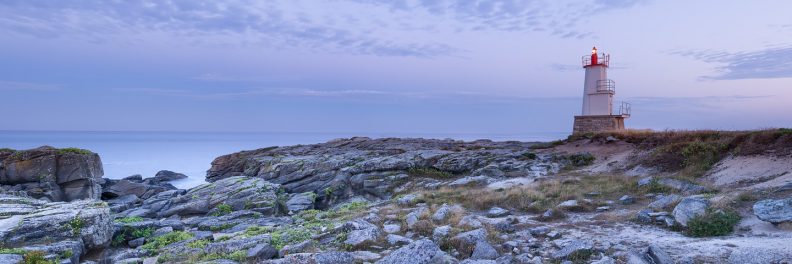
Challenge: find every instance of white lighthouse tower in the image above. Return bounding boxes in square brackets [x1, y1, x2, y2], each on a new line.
[573, 47, 631, 133]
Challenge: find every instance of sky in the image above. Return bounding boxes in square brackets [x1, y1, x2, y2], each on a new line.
[1, 0, 791, 135]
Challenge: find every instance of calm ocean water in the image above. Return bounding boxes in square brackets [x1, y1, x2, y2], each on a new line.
[0, 131, 567, 188]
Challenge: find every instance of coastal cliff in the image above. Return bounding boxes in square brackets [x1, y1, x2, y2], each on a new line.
[1, 129, 791, 263]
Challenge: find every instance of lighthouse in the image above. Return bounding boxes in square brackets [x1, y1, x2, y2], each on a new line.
[573, 47, 631, 133]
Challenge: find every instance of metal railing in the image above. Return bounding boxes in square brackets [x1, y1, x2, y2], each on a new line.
[617, 102, 631, 117]
[596, 79, 615, 93]
[582, 53, 610, 67]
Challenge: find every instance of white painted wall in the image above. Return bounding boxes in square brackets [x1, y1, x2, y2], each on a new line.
[581, 61, 613, 115]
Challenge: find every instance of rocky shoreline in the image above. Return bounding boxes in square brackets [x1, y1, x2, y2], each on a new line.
[1, 130, 792, 263]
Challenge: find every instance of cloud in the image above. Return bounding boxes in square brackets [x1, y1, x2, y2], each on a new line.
[670, 45, 792, 80]
[0, 1, 457, 58]
[0, 0, 648, 57]
[0, 81, 61, 91]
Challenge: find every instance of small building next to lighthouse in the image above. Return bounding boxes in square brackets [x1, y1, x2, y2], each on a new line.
[573, 47, 631, 133]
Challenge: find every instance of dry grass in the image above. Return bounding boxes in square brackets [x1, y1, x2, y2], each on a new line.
[418, 174, 648, 214]
[569, 129, 792, 179]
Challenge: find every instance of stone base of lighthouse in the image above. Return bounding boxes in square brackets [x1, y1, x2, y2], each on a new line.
[573, 115, 626, 133]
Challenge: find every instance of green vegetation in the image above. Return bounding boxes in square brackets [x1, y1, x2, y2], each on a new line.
[142, 231, 194, 252]
[114, 216, 144, 223]
[0, 248, 26, 254]
[0, 148, 15, 153]
[209, 223, 236, 231]
[186, 239, 210, 249]
[56, 147, 93, 155]
[324, 201, 369, 220]
[60, 250, 73, 259]
[112, 227, 155, 246]
[67, 216, 85, 236]
[242, 225, 313, 250]
[210, 203, 233, 216]
[685, 209, 741, 237]
[564, 152, 595, 167]
[270, 228, 313, 250]
[642, 178, 673, 193]
[23, 251, 53, 264]
[408, 167, 453, 179]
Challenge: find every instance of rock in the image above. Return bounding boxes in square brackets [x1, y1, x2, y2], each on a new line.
[153, 170, 188, 182]
[448, 176, 494, 188]
[376, 239, 456, 264]
[727, 247, 792, 264]
[432, 225, 452, 242]
[128, 176, 281, 218]
[647, 245, 674, 264]
[486, 207, 510, 218]
[0, 254, 24, 263]
[753, 198, 792, 224]
[596, 206, 610, 212]
[397, 194, 418, 206]
[625, 251, 651, 264]
[557, 200, 579, 208]
[286, 192, 316, 213]
[459, 215, 483, 229]
[529, 226, 550, 236]
[153, 226, 173, 237]
[432, 203, 453, 223]
[343, 219, 383, 248]
[351, 251, 381, 262]
[279, 240, 313, 257]
[248, 244, 278, 261]
[106, 194, 140, 213]
[648, 194, 682, 210]
[263, 252, 354, 264]
[542, 209, 556, 219]
[386, 234, 412, 246]
[471, 240, 499, 260]
[619, 195, 635, 205]
[206, 138, 560, 207]
[128, 237, 146, 248]
[551, 240, 593, 260]
[450, 228, 488, 257]
[0, 194, 112, 262]
[123, 174, 143, 181]
[591, 256, 616, 264]
[672, 197, 710, 226]
[657, 178, 707, 194]
[383, 224, 401, 234]
[406, 207, 427, 229]
[635, 209, 653, 223]
[637, 177, 653, 187]
[0, 146, 103, 201]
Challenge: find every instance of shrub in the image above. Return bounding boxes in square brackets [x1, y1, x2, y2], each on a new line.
[270, 228, 313, 250]
[0, 248, 26, 254]
[210, 203, 233, 216]
[141, 231, 194, 252]
[685, 209, 740, 237]
[56, 148, 93, 155]
[187, 239, 210, 249]
[565, 152, 595, 167]
[23, 251, 52, 264]
[67, 217, 85, 236]
[114, 216, 144, 223]
[407, 167, 453, 179]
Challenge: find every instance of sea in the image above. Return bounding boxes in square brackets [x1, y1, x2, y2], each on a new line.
[0, 131, 567, 189]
